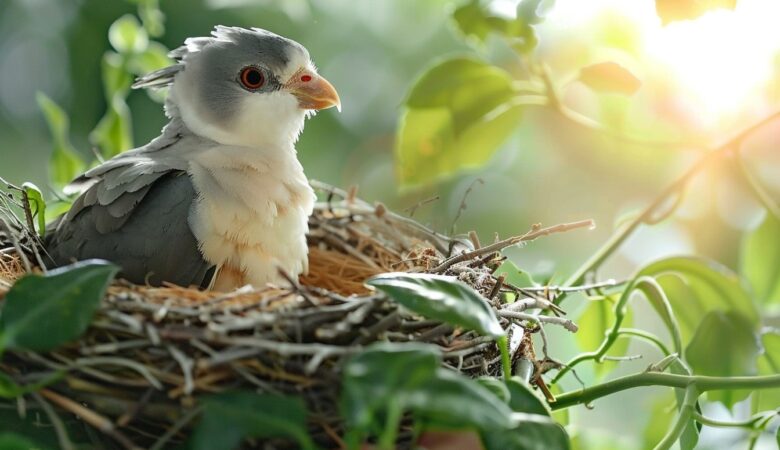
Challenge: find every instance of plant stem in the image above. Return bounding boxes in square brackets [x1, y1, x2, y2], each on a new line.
[498, 335, 511, 380]
[550, 373, 780, 410]
[653, 385, 698, 450]
[616, 328, 670, 356]
[693, 410, 777, 429]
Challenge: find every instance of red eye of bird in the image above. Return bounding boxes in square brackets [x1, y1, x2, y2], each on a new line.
[300, 74, 312, 82]
[240, 67, 265, 90]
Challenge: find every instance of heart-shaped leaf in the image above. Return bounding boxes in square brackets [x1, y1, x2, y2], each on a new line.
[0, 260, 118, 352]
[367, 272, 504, 338]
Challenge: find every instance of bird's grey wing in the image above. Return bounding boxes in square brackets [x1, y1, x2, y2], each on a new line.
[46, 171, 214, 288]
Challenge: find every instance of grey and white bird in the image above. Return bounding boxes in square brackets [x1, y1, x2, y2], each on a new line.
[45, 26, 340, 290]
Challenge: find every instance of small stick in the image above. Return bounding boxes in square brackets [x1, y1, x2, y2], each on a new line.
[489, 274, 505, 300]
[432, 219, 594, 273]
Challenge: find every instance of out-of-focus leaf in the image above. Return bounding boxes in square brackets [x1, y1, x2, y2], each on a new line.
[0, 369, 63, 399]
[477, 377, 511, 403]
[639, 257, 758, 344]
[574, 295, 633, 377]
[341, 342, 440, 432]
[741, 213, 780, 306]
[35, 93, 84, 188]
[517, 0, 555, 25]
[751, 330, 780, 412]
[190, 391, 315, 450]
[0, 261, 118, 352]
[129, 0, 166, 37]
[642, 392, 675, 449]
[367, 272, 504, 338]
[128, 41, 172, 76]
[505, 377, 549, 416]
[0, 432, 44, 450]
[655, 0, 736, 25]
[452, 0, 540, 52]
[101, 52, 132, 99]
[108, 14, 149, 54]
[685, 311, 759, 408]
[495, 260, 537, 288]
[634, 277, 682, 353]
[20, 183, 46, 236]
[396, 58, 523, 187]
[90, 95, 133, 158]
[482, 421, 570, 450]
[578, 62, 641, 95]
[668, 359, 701, 450]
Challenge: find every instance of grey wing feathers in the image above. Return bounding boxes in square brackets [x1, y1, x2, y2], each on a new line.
[46, 171, 214, 288]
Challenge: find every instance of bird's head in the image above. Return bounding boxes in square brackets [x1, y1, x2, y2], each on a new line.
[133, 26, 340, 148]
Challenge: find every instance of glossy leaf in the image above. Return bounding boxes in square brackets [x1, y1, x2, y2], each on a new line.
[685, 311, 759, 408]
[0, 261, 118, 352]
[367, 272, 504, 338]
[482, 422, 569, 450]
[108, 14, 149, 54]
[35, 93, 84, 188]
[190, 391, 315, 450]
[639, 256, 758, 344]
[578, 62, 641, 95]
[505, 377, 550, 416]
[20, 183, 46, 237]
[655, 0, 736, 25]
[396, 58, 523, 187]
[574, 295, 633, 377]
[741, 213, 780, 306]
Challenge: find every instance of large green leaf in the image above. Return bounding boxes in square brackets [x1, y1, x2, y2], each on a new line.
[741, 213, 780, 306]
[574, 296, 633, 378]
[452, 0, 541, 53]
[685, 311, 759, 408]
[638, 257, 758, 344]
[0, 261, 118, 352]
[395, 58, 523, 187]
[35, 93, 85, 188]
[505, 377, 549, 416]
[190, 392, 315, 450]
[367, 272, 504, 338]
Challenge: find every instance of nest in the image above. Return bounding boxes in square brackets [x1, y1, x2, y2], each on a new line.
[0, 181, 589, 449]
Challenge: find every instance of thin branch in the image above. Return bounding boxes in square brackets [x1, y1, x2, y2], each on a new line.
[432, 219, 594, 273]
[550, 373, 780, 410]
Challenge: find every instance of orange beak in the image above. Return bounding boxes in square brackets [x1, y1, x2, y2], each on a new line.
[285, 70, 341, 111]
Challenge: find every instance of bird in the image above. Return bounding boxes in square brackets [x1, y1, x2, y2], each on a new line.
[44, 26, 340, 291]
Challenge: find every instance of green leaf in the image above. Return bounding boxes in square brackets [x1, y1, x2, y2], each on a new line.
[0, 370, 64, 399]
[741, 213, 780, 306]
[131, 0, 166, 37]
[751, 330, 780, 412]
[639, 256, 758, 344]
[367, 272, 504, 338]
[476, 377, 511, 403]
[128, 41, 172, 76]
[396, 58, 523, 187]
[101, 52, 132, 99]
[90, 95, 133, 158]
[452, 0, 539, 52]
[0, 432, 44, 450]
[505, 377, 550, 416]
[685, 311, 759, 408]
[20, 183, 46, 237]
[190, 391, 315, 450]
[0, 261, 118, 352]
[482, 422, 569, 450]
[655, 0, 736, 25]
[108, 14, 149, 54]
[494, 261, 537, 302]
[577, 62, 641, 95]
[35, 93, 84, 188]
[574, 295, 633, 377]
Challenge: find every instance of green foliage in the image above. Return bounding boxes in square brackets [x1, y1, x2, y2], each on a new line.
[191, 392, 315, 450]
[395, 58, 524, 187]
[686, 311, 759, 407]
[638, 256, 757, 344]
[741, 213, 780, 306]
[0, 432, 44, 450]
[0, 261, 118, 352]
[752, 330, 780, 412]
[367, 272, 504, 338]
[35, 93, 85, 188]
[21, 183, 46, 237]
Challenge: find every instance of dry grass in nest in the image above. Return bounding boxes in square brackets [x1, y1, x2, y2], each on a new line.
[0, 181, 592, 449]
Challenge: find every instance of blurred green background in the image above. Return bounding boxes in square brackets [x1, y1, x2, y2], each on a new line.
[1, 0, 778, 448]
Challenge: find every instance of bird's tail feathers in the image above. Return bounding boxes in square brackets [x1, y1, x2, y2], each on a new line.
[132, 64, 182, 90]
